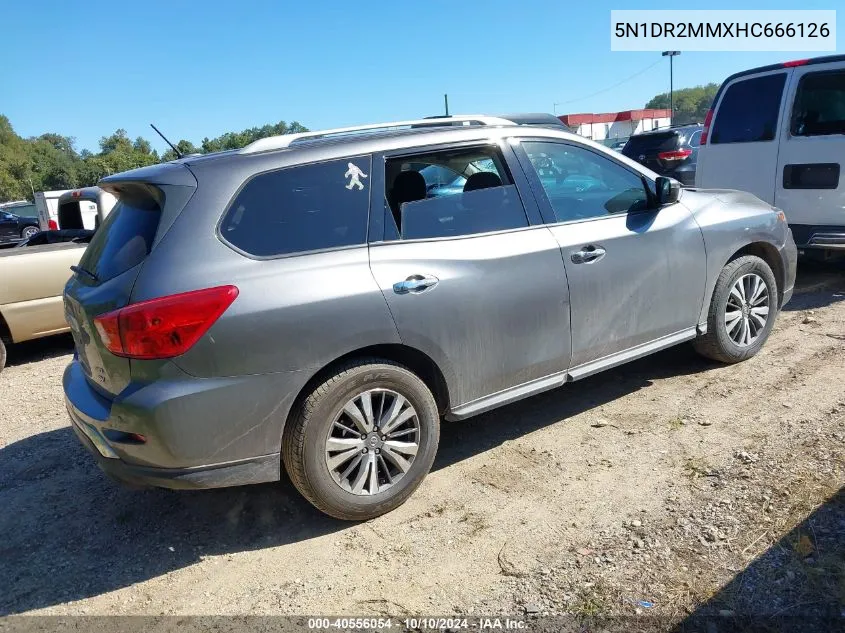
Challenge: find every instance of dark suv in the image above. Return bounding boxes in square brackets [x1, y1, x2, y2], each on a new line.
[622, 124, 703, 186]
[62, 115, 795, 521]
[0, 209, 40, 245]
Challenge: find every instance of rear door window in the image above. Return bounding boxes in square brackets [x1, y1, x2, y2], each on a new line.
[78, 185, 161, 282]
[711, 73, 787, 144]
[383, 146, 529, 240]
[791, 69, 845, 137]
[220, 156, 371, 257]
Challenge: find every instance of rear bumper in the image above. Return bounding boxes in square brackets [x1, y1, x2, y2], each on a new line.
[68, 413, 279, 489]
[790, 224, 845, 250]
[63, 360, 289, 489]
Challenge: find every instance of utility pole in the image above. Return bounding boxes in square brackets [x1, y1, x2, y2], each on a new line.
[444, 94, 450, 116]
[662, 51, 681, 125]
[553, 102, 560, 115]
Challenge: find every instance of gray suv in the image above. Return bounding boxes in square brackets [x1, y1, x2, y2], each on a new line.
[63, 115, 797, 520]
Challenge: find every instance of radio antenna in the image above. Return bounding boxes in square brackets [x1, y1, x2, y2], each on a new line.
[150, 123, 182, 158]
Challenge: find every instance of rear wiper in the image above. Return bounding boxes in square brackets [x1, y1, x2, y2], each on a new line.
[70, 265, 98, 282]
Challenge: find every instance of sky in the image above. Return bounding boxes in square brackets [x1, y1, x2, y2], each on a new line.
[1, 0, 839, 154]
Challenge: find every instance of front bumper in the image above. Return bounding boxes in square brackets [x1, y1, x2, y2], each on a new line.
[779, 228, 798, 308]
[63, 360, 285, 490]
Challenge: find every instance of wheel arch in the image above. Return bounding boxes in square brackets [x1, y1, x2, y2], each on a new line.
[727, 241, 785, 305]
[286, 343, 452, 433]
[698, 239, 786, 331]
[0, 310, 12, 344]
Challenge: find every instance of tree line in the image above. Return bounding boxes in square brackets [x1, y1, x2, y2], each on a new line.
[645, 83, 719, 125]
[0, 116, 307, 202]
[2, 83, 720, 203]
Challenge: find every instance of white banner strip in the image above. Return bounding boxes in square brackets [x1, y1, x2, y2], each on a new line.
[611, 10, 837, 52]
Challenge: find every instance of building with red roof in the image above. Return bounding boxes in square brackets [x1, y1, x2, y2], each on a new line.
[558, 109, 672, 143]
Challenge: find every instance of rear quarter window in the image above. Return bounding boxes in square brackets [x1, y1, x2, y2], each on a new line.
[711, 73, 787, 144]
[78, 185, 162, 282]
[220, 156, 372, 258]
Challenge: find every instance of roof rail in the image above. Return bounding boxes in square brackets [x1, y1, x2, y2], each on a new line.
[239, 115, 515, 154]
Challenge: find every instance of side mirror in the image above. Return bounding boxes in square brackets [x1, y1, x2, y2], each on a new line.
[655, 176, 681, 205]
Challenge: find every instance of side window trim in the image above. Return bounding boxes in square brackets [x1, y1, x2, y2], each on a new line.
[370, 140, 541, 244]
[216, 154, 373, 261]
[510, 137, 653, 226]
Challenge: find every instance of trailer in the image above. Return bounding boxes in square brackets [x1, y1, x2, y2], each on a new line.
[34, 188, 115, 231]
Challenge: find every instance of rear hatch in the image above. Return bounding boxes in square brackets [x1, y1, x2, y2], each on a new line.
[622, 131, 682, 173]
[63, 165, 196, 397]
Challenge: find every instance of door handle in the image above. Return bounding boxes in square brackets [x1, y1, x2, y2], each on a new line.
[571, 246, 606, 264]
[393, 274, 439, 294]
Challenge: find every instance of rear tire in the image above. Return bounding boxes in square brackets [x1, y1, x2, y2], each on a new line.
[282, 359, 440, 521]
[694, 255, 778, 363]
[21, 226, 39, 240]
[0, 338, 6, 374]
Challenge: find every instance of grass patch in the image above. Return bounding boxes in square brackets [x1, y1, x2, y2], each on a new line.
[669, 418, 685, 430]
[683, 457, 713, 479]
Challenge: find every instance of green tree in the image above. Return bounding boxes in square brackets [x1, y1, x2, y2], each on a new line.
[200, 120, 309, 153]
[645, 83, 719, 125]
[0, 115, 308, 202]
[161, 139, 201, 162]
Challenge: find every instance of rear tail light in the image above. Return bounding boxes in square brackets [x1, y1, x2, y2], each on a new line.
[657, 149, 693, 161]
[700, 109, 714, 144]
[94, 285, 239, 360]
[48, 219, 58, 230]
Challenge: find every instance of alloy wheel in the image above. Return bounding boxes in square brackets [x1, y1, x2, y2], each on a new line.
[724, 273, 770, 347]
[325, 389, 420, 495]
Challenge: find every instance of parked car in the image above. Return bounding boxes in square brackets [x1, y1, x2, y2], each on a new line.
[622, 124, 702, 186]
[15, 229, 94, 248]
[62, 115, 796, 521]
[610, 140, 627, 152]
[0, 209, 40, 245]
[696, 54, 845, 253]
[0, 240, 92, 371]
[418, 112, 574, 133]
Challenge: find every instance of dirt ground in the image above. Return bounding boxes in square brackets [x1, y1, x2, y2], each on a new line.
[1, 260, 843, 629]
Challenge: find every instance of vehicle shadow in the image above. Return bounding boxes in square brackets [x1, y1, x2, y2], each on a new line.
[673, 485, 844, 633]
[784, 257, 845, 312]
[4, 333, 75, 368]
[0, 345, 715, 615]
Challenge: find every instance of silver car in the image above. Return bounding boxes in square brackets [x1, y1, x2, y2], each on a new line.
[62, 115, 797, 520]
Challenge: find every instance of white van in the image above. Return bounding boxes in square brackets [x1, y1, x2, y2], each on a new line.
[35, 187, 116, 231]
[696, 54, 845, 253]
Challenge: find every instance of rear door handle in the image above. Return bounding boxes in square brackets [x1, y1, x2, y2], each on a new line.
[393, 274, 439, 294]
[571, 246, 606, 264]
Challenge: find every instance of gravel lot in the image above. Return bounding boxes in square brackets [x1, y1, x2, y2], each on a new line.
[1, 260, 843, 628]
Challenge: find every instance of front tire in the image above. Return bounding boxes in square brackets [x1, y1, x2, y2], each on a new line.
[0, 338, 6, 373]
[694, 255, 778, 363]
[282, 359, 440, 520]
